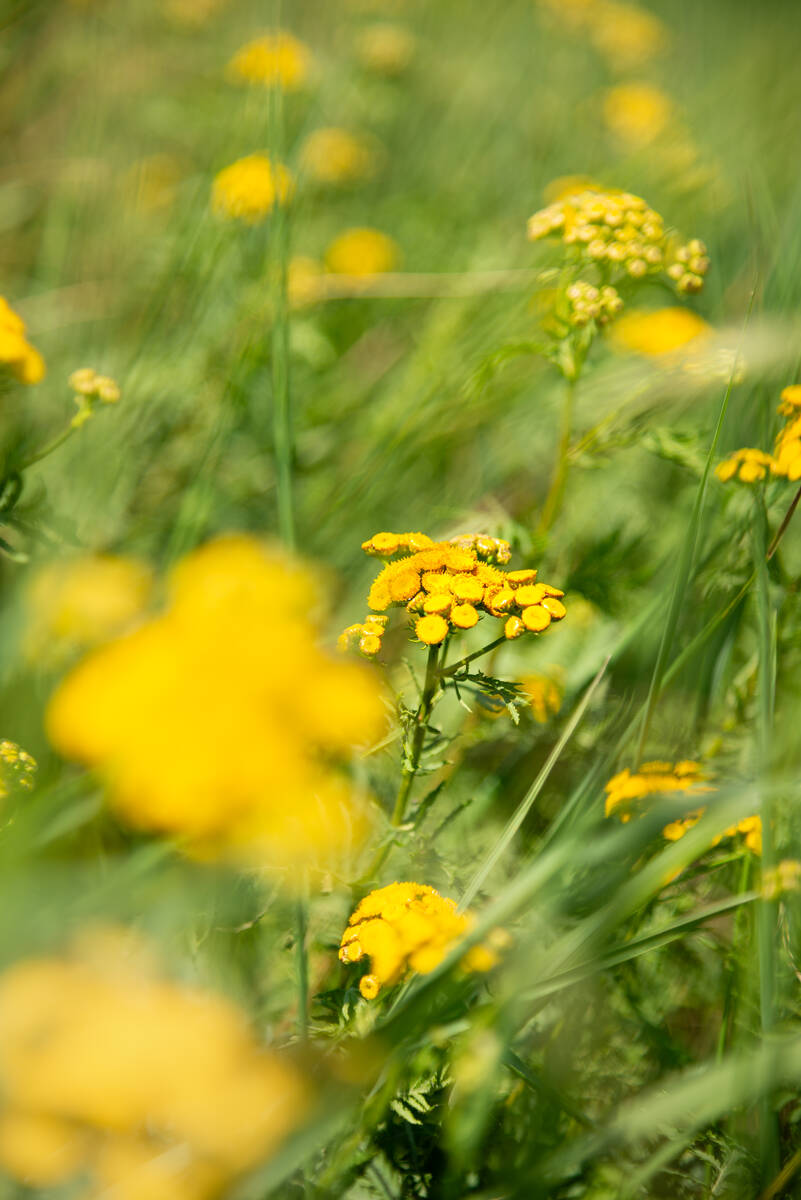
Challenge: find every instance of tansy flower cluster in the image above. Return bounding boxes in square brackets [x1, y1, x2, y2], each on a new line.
[340, 530, 566, 656]
[0, 296, 45, 385]
[602, 83, 673, 149]
[300, 128, 377, 187]
[0, 926, 307, 1197]
[46, 535, 385, 872]
[339, 882, 501, 999]
[605, 761, 762, 853]
[527, 188, 709, 297]
[68, 367, 121, 427]
[520, 672, 563, 724]
[325, 227, 400, 277]
[227, 31, 312, 90]
[716, 384, 801, 484]
[0, 740, 37, 801]
[565, 281, 623, 327]
[211, 154, 293, 225]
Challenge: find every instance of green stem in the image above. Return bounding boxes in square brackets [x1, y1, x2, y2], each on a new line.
[391, 644, 440, 826]
[538, 374, 576, 535]
[17, 422, 79, 471]
[767, 480, 801, 560]
[439, 635, 507, 678]
[269, 4, 294, 549]
[295, 882, 309, 1044]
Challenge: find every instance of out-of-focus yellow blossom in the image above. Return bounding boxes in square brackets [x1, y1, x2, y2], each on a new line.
[527, 188, 709, 297]
[763, 859, 801, 900]
[605, 761, 762, 854]
[288, 256, 326, 308]
[778, 384, 801, 417]
[25, 554, 152, 662]
[339, 882, 503, 998]
[772, 403, 801, 481]
[612, 307, 711, 357]
[715, 448, 775, 484]
[520, 672, 563, 724]
[299, 128, 377, 186]
[325, 228, 400, 276]
[0, 296, 45, 385]
[68, 366, 121, 426]
[0, 740, 37, 800]
[340, 530, 566, 651]
[0, 927, 308, 1196]
[212, 155, 293, 225]
[46, 536, 385, 872]
[356, 24, 416, 75]
[589, 1, 668, 68]
[227, 32, 312, 90]
[602, 84, 673, 148]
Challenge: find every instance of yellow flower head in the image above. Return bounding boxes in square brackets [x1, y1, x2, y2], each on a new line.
[340, 530, 566, 654]
[565, 281, 623, 327]
[602, 83, 673, 148]
[356, 24, 416, 75]
[527, 188, 709, 297]
[299, 127, 377, 186]
[715, 447, 775, 484]
[212, 155, 293, 225]
[778, 384, 801, 417]
[227, 32, 312, 90]
[589, 2, 668, 68]
[612, 307, 711, 357]
[25, 553, 152, 663]
[772, 395, 801, 480]
[0, 740, 37, 801]
[520, 671, 563, 724]
[0, 926, 308, 1193]
[339, 881, 501, 998]
[46, 536, 386, 873]
[0, 296, 45, 385]
[325, 227, 400, 276]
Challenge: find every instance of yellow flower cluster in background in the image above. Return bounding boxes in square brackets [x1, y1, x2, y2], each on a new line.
[602, 83, 673, 148]
[339, 881, 501, 998]
[565, 281, 623, 327]
[527, 188, 709, 296]
[605, 761, 762, 853]
[0, 297, 45, 385]
[716, 384, 801, 485]
[341, 530, 566, 654]
[46, 536, 385, 873]
[227, 31, 312, 90]
[612, 307, 711, 357]
[0, 926, 307, 1196]
[212, 154, 293, 224]
[25, 554, 152, 662]
[519, 672, 563, 724]
[0, 740, 37, 801]
[325, 227, 400, 276]
[68, 367, 121, 427]
[300, 128, 378, 186]
[355, 24, 416, 75]
[339, 613, 389, 658]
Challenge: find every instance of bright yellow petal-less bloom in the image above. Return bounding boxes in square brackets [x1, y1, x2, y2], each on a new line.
[338, 531, 566, 656]
[339, 882, 502, 998]
[0, 296, 45, 385]
[355, 24, 416, 75]
[612, 307, 711, 357]
[46, 535, 386, 872]
[325, 228, 400, 276]
[299, 127, 377, 186]
[212, 155, 293, 224]
[0, 926, 308, 1196]
[715, 447, 775, 484]
[227, 32, 312, 90]
[602, 84, 673, 148]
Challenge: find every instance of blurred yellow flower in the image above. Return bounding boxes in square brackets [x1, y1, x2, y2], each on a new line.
[0, 740, 37, 800]
[25, 553, 152, 662]
[341, 530, 566, 650]
[602, 83, 673, 148]
[287, 256, 326, 307]
[0, 296, 45, 385]
[46, 536, 386, 872]
[228, 31, 312, 90]
[340, 881, 501, 998]
[612, 307, 711, 357]
[520, 671, 562, 723]
[590, 1, 668, 69]
[0, 927, 308, 1196]
[325, 227, 400, 276]
[212, 155, 293, 224]
[299, 127, 377, 186]
[543, 174, 601, 205]
[356, 24, 416, 75]
[715, 447, 775, 484]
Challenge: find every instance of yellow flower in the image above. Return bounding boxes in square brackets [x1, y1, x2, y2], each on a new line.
[778, 384, 801, 417]
[520, 672, 563, 724]
[612, 307, 711, 357]
[212, 155, 293, 224]
[589, 1, 668, 69]
[763, 859, 801, 900]
[0, 296, 45, 385]
[355, 24, 416, 75]
[340, 530, 566, 652]
[46, 536, 386, 872]
[227, 32, 312, 90]
[0, 927, 308, 1194]
[543, 175, 601, 205]
[715, 447, 775, 484]
[325, 227, 400, 276]
[339, 881, 501, 998]
[0, 740, 37, 801]
[299, 127, 377, 186]
[25, 554, 152, 662]
[602, 83, 673, 148]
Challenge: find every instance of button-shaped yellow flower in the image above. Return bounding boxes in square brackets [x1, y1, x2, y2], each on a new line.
[212, 155, 293, 224]
[227, 32, 312, 90]
[325, 228, 400, 276]
[0, 296, 45, 384]
[299, 127, 377, 186]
